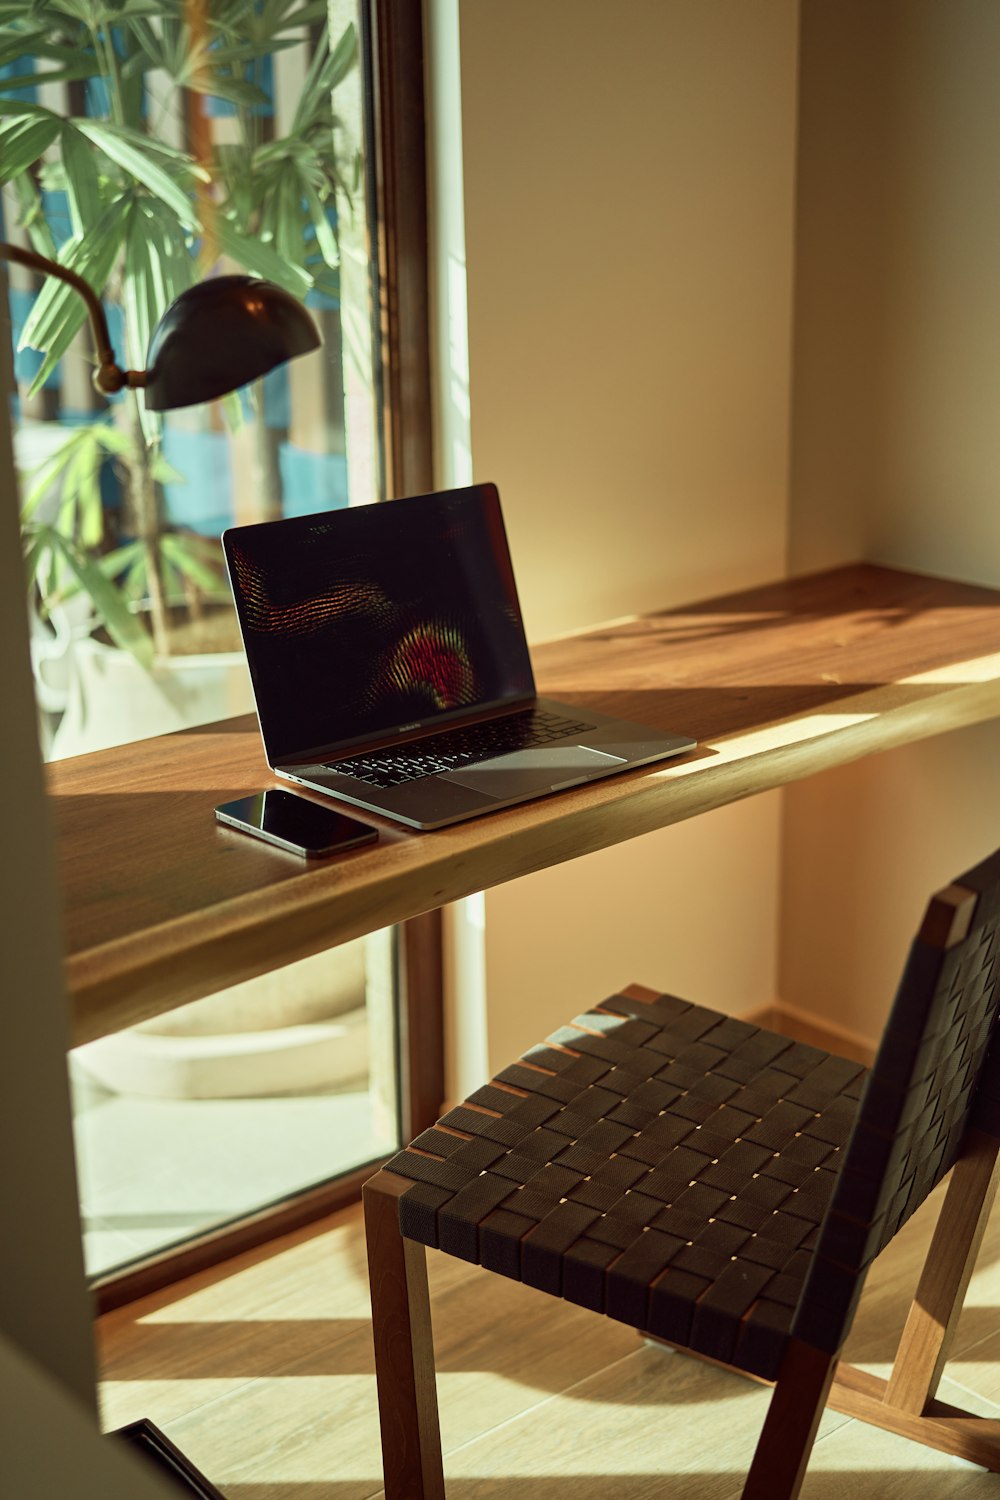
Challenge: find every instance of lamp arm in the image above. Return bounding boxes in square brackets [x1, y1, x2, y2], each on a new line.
[0, 241, 146, 396]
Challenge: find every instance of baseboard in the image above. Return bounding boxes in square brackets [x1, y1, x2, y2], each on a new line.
[746, 1002, 875, 1066]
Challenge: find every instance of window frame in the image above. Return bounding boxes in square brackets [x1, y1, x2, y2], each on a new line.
[90, 0, 442, 1312]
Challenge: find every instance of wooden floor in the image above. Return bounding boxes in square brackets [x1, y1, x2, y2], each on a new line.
[97, 1177, 1000, 1500]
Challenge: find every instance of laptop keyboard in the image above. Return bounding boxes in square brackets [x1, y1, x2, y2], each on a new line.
[326, 708, 597, 788]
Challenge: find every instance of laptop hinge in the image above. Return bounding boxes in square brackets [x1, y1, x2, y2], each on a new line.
[279, 695, 539, 767]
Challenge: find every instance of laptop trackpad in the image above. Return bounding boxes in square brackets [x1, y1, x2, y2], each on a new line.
[440, 744, 627, 800]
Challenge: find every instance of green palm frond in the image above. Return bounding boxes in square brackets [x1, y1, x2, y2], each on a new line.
[5, 0, 359, 659]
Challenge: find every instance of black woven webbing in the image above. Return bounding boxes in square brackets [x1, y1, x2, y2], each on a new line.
[387, 991, 865, 1378]
[386, 850, 1000, 1380]
[795, 848, 1000, 1353]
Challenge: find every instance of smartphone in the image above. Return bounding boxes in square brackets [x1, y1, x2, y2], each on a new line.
[215, 789, 378, 858]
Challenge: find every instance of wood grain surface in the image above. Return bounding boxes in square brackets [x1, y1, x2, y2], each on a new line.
[96, 1169, 1000, 1499]
[50, 563, 1000, 1042]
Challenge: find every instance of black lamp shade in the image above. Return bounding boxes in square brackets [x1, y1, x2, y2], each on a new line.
[143, 274, 321, 411]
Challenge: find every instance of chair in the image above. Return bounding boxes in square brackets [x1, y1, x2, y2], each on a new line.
[364, 849, 1000, 1498]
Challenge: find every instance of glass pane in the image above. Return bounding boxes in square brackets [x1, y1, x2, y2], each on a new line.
[71, 936, 399, 1279]
[2, 1, 404, 1279]
[3, 0, 380, 757]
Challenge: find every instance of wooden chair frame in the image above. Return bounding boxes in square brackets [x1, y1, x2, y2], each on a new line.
[365, 1128, 1000, 1498]
[365, 866, 1000, 1497]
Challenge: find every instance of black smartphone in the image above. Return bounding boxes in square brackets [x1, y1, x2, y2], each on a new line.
[215, 789, 378, 858]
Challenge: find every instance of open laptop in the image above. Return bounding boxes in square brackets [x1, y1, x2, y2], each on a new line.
[223, 483, 695, 829]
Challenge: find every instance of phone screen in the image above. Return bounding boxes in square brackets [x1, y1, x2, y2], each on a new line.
[215, 790, 377, 857]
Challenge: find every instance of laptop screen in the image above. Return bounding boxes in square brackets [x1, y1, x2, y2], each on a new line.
[224, 484, 536, 763]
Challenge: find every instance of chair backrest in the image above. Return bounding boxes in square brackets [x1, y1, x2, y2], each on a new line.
[793, 846, 1000, 1354]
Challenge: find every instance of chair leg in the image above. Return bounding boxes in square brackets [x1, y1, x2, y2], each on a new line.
[820, 1128, 1000, 1473]
[364, 1169, 446, 1500]
[885, 1127, 1000, 1413]
[741, 1340, 838, 1500]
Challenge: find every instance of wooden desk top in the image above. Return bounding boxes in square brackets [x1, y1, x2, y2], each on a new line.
[51, 563, 1000, 1044]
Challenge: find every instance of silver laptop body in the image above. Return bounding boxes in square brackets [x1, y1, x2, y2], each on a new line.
[223, 483, 695, 830]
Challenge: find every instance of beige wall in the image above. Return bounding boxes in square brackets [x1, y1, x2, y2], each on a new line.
[782, 0, 1000, 1042]
[443, 0, 1000, 1064]
[483, 795, 784, 1070]
[459, 0, 800, 641]
[444, 0, 801, 1072]
[790, 0, 1000, 579]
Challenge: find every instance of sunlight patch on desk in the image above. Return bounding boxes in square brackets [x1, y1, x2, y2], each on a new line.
[750, 710, 878, 743]
[645, 710, 879, 773]
[901, 650, 1000, 686]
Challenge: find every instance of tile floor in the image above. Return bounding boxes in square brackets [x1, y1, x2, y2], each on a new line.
[96, 1183, 1000, 1499]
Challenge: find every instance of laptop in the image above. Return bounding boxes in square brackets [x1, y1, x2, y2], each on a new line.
[222, 483, 695, 830]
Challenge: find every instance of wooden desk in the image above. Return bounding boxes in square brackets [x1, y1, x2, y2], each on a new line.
[51, 563, 1000, 1046]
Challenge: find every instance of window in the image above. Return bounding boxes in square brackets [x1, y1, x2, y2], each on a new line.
[5, 0, 381, 754]
[2, 0, 439, 1297]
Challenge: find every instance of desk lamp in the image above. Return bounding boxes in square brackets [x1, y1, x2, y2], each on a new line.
[0, 242, 321, 409]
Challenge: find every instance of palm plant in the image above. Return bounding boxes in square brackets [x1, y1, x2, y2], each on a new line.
[1, 0, 356, 663]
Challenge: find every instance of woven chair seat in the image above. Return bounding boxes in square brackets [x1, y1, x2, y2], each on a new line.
[367, 854, 1000, 1499]
[384, 990, 867, 1379]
